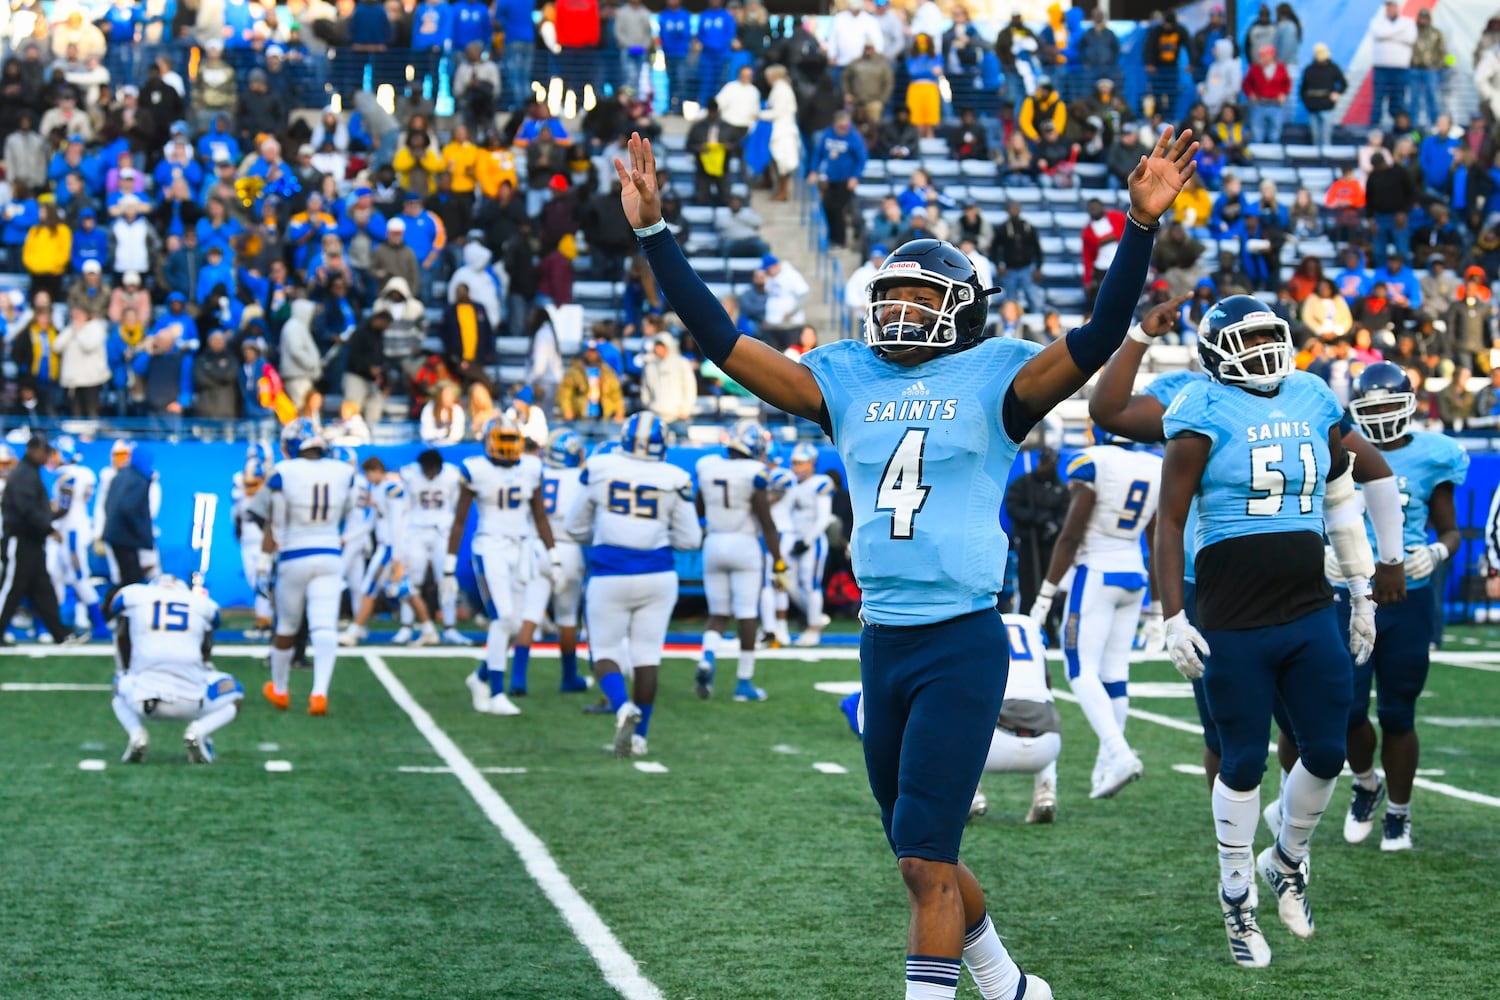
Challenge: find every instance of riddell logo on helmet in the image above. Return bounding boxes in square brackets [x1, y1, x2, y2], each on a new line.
[884, 261, 922, 271]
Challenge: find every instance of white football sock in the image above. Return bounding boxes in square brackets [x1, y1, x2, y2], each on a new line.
[420, 618, 437, 636]
[1069, 671, 1129, 759]
[1212, 777, 1260, 900]
[192, 702, 238, 739]
[758, 587, 776, 636]
[1353, 767, 1379, 791]
[310, 628, 337, 698]
[112, 694, 143, 736]
[269, 646, 292, 695]
[440, 585, 458, 627]
[962, 913, 1021, 1000]
[486, 621, 509, 674]
[805, 572, 824, 626]
[737, 649, 756, 680]
[701, 629, 722, 663]
[1037, 761, 1057, 788]
[1276, 760, 1336, 865]
[254, 594, 273, 623]
[400, 602, 414, 627]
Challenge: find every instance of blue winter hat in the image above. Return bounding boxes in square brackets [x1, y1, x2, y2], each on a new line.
[515, 385, 534, 405]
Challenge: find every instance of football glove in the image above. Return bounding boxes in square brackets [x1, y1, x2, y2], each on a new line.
[254, 552, 275, 600]
[789, 540, 810, 557]
[440, 553, 459, 609]
[1140, 600, 1165, 653]
[771, 559, 791, 592]
[1164, 611, 1210, 680]
[92, 538, 107, 558]
[1347, 581, 1376, 666]
[1403, 541, 1448, 581]
[1028, 580, 1057, 629]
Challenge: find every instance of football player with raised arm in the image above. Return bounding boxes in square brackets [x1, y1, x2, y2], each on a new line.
[787, 442, 835, 646]
[1337, 363, 1467, 852]
[399, 449, 471, 645]
[566, 413, 702, 758]
[258, 420, 356, 716]
[1027, 422, 1160, 800]
[694, 419, 785, 701]
[618, 126, 1200, 1000]
[447, 416, 555, 717]
[1089, 299, 1408, 798]
[111, 574, 238, 764]
[1155, 296, 1399, 969]
[511, 430, 591, 695]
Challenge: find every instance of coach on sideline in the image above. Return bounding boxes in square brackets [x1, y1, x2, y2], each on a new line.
[103, 446, 155, 599]
[0, 433, 73, 645]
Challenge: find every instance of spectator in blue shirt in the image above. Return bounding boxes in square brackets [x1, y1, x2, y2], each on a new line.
[150, 293, 201, 351]
[806, 111, 869, 249]
[696, 0, 737, 105]
[658, 0, 692, 113]
[101, 0, 139, 84]
[1374, 252, 1424, 312]
[451, 0, 492, 54]
[70, 209, 109, 272]
[412, 0, 453, 101]
[495, 0, 537, 107]
[1334, 248, 1372, 305]
[197, 116, 240, 167]
[1418, 114, 1459, 195]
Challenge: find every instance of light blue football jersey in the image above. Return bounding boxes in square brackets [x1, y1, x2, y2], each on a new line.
[1144, 371, 1207, 583]
[1362, 431, 1469, 588]
[802, 337, 1043, 625]
[1162, 370, 1345, 551]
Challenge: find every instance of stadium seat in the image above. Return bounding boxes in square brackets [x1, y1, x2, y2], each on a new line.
[1004, 186, 1042, 203]
[968, 184, 1007, 205]
[924, 160, 960, 179]
[1258, 165, 1299, 188]
[1284, 144, 1322, 162]
[863, 160, 888, 180]
[1247, 143, 1285, 161]
[572, 280, 618, 305]
[657, 133, 688, 152]
[1042, 187, 1079, 205]
[1052, 210, 1090, 232]
[1322, 144, 1358, 163]
[1049, 287, 1086, 308]
[885, 159, 918, 178]
[664, 152, 694, 175]
[681, 205, 716, 227]
[919, 137, 951, 157]
[961, 160, 999, 179]
[1039, 236, 1065, 256]
[855, 182, 892, 201]
[1040, 261, 1079, 284]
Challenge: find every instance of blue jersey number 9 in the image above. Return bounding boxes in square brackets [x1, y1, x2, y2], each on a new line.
[541, 477, 560, 515]
[1116, 480, 1151, 530]
[607, 481, 661, 519]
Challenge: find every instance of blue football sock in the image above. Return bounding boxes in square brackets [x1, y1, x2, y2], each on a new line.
[475, 663, 489, 682]
[560, 650, 578, 681]
[634, 703, 654, 737]
[510, 646, 530, 691]
[87, 603, 106, 633]
[599, 671, 628, 711]
[488, 664, 507, 697]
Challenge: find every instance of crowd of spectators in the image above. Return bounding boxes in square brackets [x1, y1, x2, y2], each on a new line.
[0, 0, 1496, 436]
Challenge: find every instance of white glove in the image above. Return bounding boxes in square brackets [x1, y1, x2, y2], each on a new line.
[1403, 541, 1448, 581]
[1164, 610, 1210, 680]
[254, 552, 274, 599]
[1028, 581, 1057, 628]
[1347, 582, 1376, 666]
[440, 553, 459, 609]
[1140, 600, 1165, 653]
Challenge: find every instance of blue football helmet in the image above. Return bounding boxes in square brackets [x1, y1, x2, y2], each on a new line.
[1350, 361, 1417, 444]
[52, 434, 81, 465]
[621, 412, 669, 460]
[789, 442, 818, 467]
[246, 441, 274, 467]
[1196, 295, 1294, 391]
[482, 415, 525, 465]
[332, 445, 359, 466]
[725, 419, 772, 461]
[592, 440, 621, 458]
[1085, 420, 1132, 448]
[545, 429, 586, 468]
[865, 239, 990, 357]
[766, 466, 796, 500]
[280, 418, 326, 459]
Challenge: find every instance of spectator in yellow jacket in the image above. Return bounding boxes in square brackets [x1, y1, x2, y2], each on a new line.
[393, 130, 446, 195]
[442, 124, 481, 196]
[1019, 77, 1067, 143]
[23, 201, 71, 299]
[476, 132, 520, 200]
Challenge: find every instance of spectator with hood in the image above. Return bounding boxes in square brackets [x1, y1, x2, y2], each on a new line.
[640, 330, 698, 431]
[448, 241, 505, 325]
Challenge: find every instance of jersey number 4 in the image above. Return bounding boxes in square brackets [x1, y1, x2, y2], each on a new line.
[876, 429, 931, 540]
[1247, 442, 1316, 517]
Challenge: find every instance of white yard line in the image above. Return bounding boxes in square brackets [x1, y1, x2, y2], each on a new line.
[1, 682, 112, 691]
[363, 653, 662, 1000]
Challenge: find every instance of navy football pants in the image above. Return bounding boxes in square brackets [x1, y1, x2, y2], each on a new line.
[1202, 605, 1352, 791]
[1335, 585, 1433, 736]
[1186, 581, 1297, 757]
[860, 609, 1009, 864]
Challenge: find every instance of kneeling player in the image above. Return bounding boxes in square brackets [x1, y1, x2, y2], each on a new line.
[110, 575, 239, 763]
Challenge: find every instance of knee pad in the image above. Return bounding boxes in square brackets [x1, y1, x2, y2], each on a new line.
[1215, 746, 1267, 793]
[1297, 736, 1348, 781]
[1375, 703, 1417, 736]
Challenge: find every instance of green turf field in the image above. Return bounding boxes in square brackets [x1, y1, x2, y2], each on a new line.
[2, 629, 1497, 999]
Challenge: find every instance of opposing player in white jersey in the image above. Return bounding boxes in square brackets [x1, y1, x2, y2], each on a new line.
[1028, 424, 1162, 800]
[257, 419, 356, 715]
[336, 446, 375, 605]
[694, 419, 785, 702]
[447, 416, 555, 717]
[399, 448, 470, 646]
[340, 456, 438, 646]
[787, 442, 836, 646]
[567, 412, 702, 757]
[513, 430, 591, 695]
[110, 575, 239, 764]
[94, 440, 163, 582]
[49, 436, 108, 639]
[759, 463, 797, 647]
[233, 443, 275, 638]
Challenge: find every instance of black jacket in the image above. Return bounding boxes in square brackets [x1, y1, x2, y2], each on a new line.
[345, 319, 388, 382]
[2, 457, 56, 540]
[104, 463, 155, 550]
[992, 218, 1044, 270]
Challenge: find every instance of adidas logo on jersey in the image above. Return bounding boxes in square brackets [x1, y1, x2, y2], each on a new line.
[903, 380, 931, 398]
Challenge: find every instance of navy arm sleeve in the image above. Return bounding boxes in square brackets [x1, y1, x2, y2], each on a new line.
[639, 228, 743, 366]
[999, 220, 1157, 442]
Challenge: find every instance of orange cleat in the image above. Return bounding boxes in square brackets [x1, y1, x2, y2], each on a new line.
[263, 681, 289, 711]
[308, 694, 328, 716]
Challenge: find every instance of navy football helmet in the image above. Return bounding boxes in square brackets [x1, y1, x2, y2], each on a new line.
[1349, 361, 1417, 444]
[865, 239, 991, 356]
[1196, 295, 1294, 391]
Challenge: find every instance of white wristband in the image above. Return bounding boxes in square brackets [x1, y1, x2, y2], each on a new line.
[1038, 580, 1058, 600]
[1146, 600, 1162, 615]
[633, 219, 668, 239]
[443, 554, 458, 575]
[1431, 541, 1451, 562]
[1347, 576, 1372, 600]
[1126, 325, 1153, 345]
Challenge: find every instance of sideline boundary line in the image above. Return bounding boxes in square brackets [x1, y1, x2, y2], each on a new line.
[363, 653, 663, 1000]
